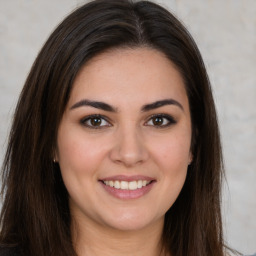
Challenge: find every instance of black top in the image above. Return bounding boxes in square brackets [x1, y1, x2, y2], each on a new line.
[0, 247, 18, 256]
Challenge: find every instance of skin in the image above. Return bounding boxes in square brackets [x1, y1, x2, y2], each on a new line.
[56, 48, 192, 256]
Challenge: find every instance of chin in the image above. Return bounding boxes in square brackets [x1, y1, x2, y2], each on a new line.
[101, 210, 162, 232]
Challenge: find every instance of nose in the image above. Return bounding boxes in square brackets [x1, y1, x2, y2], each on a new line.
[109, 126, 149, 167]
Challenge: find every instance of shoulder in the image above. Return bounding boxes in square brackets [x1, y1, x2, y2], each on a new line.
[0, 247, 19, 256]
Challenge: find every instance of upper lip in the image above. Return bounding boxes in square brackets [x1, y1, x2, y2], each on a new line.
[99, 175, 155, 182]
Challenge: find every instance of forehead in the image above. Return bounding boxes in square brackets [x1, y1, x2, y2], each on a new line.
[68, 47, 188, 109]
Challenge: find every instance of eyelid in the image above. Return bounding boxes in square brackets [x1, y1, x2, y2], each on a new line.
[80, 114, 112, 129]
[144, 113, 177, 127]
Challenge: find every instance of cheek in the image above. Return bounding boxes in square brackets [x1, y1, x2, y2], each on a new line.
[56, 132, 108, 205]
[149, 133, 190, 200]
[151, 133, 191, 169]
[57, 131, 106, 178]
[158, 143, 189, 184]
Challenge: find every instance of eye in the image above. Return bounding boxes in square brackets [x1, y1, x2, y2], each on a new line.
[145, 114, 176, 128]
[80, 115, 111, 129]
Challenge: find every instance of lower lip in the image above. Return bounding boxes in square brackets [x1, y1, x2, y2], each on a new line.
[100, 181, 155, 199]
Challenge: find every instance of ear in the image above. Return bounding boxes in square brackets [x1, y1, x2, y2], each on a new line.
[188, 152, 193, 165]
[53, 149, 59, 163]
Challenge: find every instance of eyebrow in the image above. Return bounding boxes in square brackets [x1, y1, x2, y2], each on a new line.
[70, 98, 183, 112]
[141, 99, 184, 112]
[70, 99, 116, 112]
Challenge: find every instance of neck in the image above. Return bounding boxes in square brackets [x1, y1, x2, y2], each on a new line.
[71, 216, 168, 256]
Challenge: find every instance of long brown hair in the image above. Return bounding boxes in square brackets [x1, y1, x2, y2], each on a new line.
[1, 0, 226, 255]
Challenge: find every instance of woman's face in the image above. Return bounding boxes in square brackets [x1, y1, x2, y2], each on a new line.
[57, 48, 192, 231]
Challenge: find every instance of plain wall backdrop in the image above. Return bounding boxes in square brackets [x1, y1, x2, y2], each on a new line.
[0, 0, 255, 254]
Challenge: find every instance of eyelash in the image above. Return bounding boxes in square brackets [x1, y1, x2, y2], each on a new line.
[145, 114, 177, 128]
[80, 114, 112, 129]
[80, 113, 176, 129]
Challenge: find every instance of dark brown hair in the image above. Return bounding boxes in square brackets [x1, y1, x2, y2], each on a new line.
[1, 0, 226, 255]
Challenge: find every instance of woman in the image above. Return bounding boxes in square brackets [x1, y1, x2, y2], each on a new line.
[0, 0, 231, 255]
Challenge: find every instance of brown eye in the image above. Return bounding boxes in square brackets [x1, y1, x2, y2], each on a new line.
[90, 117, 102, 126]
[152, 116, 164, 126]
[145, 114, 176, 128]
[81, 115, 111, 129]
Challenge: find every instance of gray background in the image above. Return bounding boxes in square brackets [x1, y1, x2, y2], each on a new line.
[0, 0, 255, 254]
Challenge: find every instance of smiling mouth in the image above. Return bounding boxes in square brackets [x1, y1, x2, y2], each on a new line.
[102, 180, 152, 190]
[99, 177, 155, 199]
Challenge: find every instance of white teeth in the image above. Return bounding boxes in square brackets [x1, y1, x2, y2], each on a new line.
[129, 181, 137, 190]
[120, 181, 128, 189]
[114, 180, 120, 189]
[103, 180, 150, 190]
